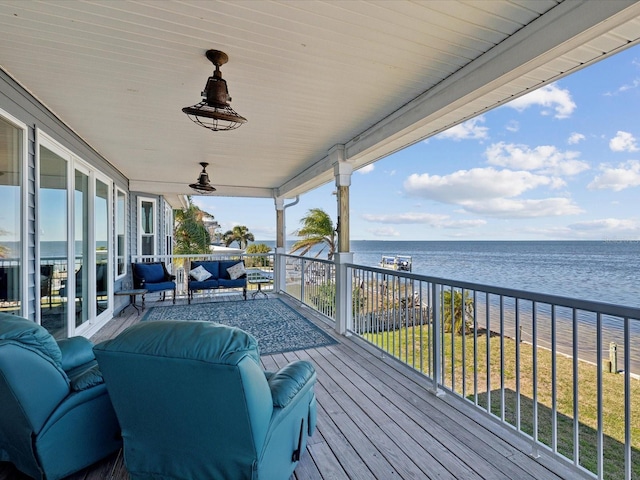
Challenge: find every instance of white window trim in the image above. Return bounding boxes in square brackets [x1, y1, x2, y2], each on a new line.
[138, 197, 157, 257]
[115, 187, 127, 279]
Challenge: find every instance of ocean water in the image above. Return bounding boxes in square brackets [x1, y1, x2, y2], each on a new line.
[264, 240, 640, 308]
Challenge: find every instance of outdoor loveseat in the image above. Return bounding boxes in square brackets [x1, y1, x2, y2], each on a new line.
[94, 321, 317, 480]
[0, 313, 121, 480]
[187, 260, 247, 303]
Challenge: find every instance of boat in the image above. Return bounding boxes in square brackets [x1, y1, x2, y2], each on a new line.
[379, 255, 412, 272]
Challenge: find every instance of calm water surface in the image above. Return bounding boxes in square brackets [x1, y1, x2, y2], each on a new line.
[270, 240, 640, 308]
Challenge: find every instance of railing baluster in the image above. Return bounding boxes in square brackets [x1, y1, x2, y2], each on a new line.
[624, 315, 631, 480]
[551, 304, 557, 454]
[486, 292, 491, 415]
[572, 307, 580, 468]
[500, 295, 505, 422]
[596, 312, 603, 480]
[515, 297, 521, 431]
[532, 301, 538, 456]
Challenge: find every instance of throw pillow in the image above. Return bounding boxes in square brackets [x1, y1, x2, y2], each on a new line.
[227, 262, 246, 280]
[190, 265, 212, 282]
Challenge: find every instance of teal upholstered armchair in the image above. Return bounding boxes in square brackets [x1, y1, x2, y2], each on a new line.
[0, 313, 121, 480]
[94, 321, 317, 480]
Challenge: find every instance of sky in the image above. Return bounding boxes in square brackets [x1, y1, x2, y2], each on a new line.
[194, 43, 640, 242]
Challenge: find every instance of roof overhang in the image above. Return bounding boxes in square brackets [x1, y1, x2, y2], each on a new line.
[1, 1, 639, 209]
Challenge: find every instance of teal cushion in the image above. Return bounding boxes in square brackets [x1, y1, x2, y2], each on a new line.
[69, 364, 104, 391]
[267, 361, 316, 408]
[95, 321, 260, 366]
[0, 313, 62, 367]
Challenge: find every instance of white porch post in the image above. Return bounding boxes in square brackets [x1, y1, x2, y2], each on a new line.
[331, 145, 353, 335]
[274, 197, 286, 294]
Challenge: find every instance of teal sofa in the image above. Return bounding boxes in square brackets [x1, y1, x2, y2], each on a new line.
[187, 260, 247, 303]
[0, 313, 122, 480]
[94, 321, 317, 480]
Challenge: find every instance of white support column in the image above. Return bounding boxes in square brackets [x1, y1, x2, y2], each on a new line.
[330, 145, 354, 335]
[274, 197, 286, 293]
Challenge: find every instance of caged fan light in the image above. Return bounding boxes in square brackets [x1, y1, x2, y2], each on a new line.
[182, 50, 247, 131]
[189, 162, 216, 194]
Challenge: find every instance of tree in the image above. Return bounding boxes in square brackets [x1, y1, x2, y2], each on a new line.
[222, 225, 254, 250]
[174, 197, 213, 254]
[245, 243, 272, 267]
[290, 208, 336, 260]
[442, 289, 474, 335]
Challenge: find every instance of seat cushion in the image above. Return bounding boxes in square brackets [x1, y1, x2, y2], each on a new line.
[189, 279, 220, 290]
[218, 278, 246, 289]
[134, 263, 165, 283]
[0, 313, 62, 367]
[143, 281, 175, 293]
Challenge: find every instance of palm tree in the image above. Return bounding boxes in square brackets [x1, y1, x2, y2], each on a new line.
[222, 225, 254, 250]
[174, 197, 214, 254]
[290, 208, 336, 260]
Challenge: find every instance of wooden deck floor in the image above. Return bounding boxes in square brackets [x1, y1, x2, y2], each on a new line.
[2, 294, 583, 480]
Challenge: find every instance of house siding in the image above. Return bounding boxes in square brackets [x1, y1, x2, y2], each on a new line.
[1, 68, 172, 327]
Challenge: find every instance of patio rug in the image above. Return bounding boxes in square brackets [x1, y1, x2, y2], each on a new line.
[140, 298, 337, 355]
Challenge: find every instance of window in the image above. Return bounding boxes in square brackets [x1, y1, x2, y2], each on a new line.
[115, 188, 127, 277]
[138, 198, 156, 256]
[0, 113, 25, 315]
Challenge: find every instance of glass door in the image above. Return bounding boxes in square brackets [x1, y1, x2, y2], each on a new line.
[39, 144, 69, 337]
[95, 178, 110, 317]
[74, 166, 90, 328]
[0, 115, 24, 316]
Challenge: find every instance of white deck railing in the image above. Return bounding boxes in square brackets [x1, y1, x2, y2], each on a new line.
[341, 263, 640, 480]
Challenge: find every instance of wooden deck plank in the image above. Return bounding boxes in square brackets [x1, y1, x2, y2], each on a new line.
[331, 334, 568, 480]
[304, 346, 484, 480]
[1, 295, 588, 480]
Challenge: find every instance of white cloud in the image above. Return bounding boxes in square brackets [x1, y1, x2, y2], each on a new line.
[404, 167, 562, 204]
[485, 142, 589, 176]
[436, 116, 488, 141]
[367, 226, 401, 237]
[362, 212, 486, 229]
[609, 131, 639, 152]
[568, 132, 585, 145]
[462, 197, 582, 218]
[505, 120, 519, 132]
[588, 160, 640, 191]
[362, 212, 449, 224]
[506, 83, 576, 119]
[357, 164, 375, 174]
[568, 218, 640, 239]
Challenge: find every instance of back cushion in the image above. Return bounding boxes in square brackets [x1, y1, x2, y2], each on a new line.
[0, 313, 62, 367]
[192, 261, 219, 279]
[135, 263, 165, 283]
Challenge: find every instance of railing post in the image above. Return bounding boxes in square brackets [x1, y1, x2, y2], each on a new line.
[274, 248, 286, 294]
[335, 252, 353, 335]
[431, 282, 445, 396]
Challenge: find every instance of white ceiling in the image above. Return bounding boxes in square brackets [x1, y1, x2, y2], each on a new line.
[1, 0, 640, 208]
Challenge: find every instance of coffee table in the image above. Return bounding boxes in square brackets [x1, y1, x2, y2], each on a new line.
[115, 288, 148, 315]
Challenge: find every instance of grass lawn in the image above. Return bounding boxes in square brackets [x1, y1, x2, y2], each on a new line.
[365, 326, 640, 479]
